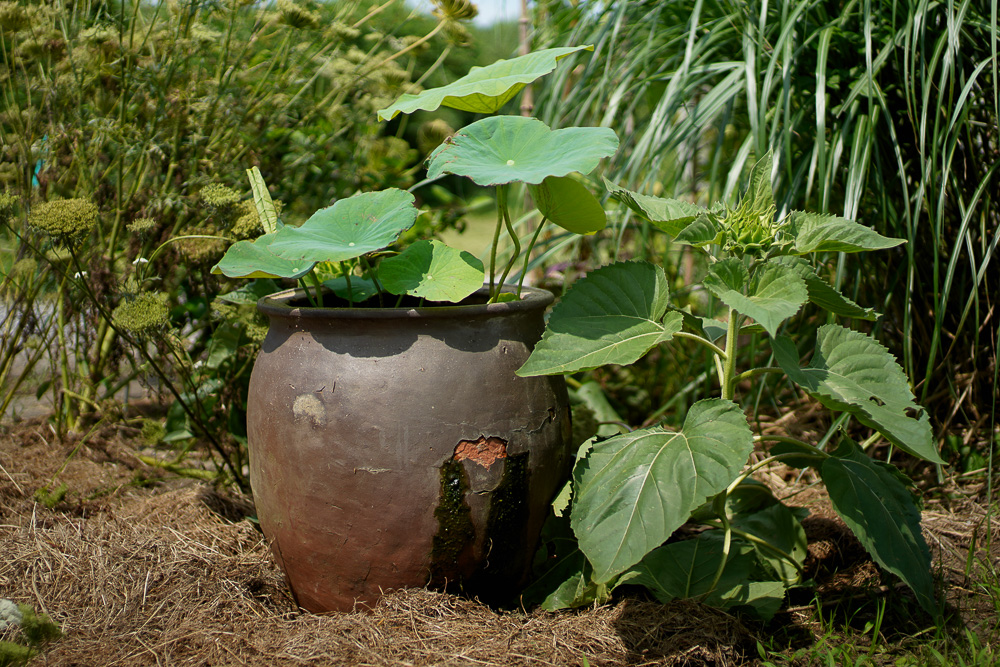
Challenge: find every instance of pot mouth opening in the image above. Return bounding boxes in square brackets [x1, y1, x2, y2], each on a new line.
[257, 284, 555, 320]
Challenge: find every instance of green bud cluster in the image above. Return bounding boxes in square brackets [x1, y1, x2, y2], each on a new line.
[212, 299, 268, 342]
[0, 191, 17, 222]
[200, 184, 242, 208]
[28, 198, 99, 245]
[275, 0, 321, 30]
[127, 217, 157, 234]
[112, 292, 170, 336]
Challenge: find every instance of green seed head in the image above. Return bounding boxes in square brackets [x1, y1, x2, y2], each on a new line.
[276, 0, 321, 30]
[112, 292, 170, 337]
[126, 217, 157, 235]
[200, 184, 241, 209]
[28, 198, 99, 245]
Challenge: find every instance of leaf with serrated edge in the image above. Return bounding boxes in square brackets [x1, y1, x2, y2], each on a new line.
[628, 533, 754, 602]
[268, 189, 417, 264]
[821, 441, 936, 615]
[427, 116, 618, 187]
[605, 178, 705, 236]
[777, 257, 876, 320]
[517, 261, 680, 376]
[377, 46, 592, 119]
[772, 325, 942, 463]
[704, 258, 808, 338]
[528, 175, 606, 234]
[786, 211, 904, 254]
[572, 398, 754, 582]
[378, 239, 485, 303]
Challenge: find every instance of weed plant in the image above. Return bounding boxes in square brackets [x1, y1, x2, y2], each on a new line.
[532, 0, 998, 444]
[0, 0, 476, 487]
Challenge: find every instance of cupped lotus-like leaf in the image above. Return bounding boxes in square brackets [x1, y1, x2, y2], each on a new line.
[427, 116, 618, 186]
[378, 239, 485, 303]
[778, 257, 877, 320]
[268, 189, 418, 264]
[211, 233, 315, 280]
[704, 258, 808, 338]
[821, 440, 936, 615]
[377, 46, 593, 119]
[771, 325, 943, 463]
[322, 276, 380, 304]
[517, 261, 681, 376]
[215, 278, 280, 305]
[785, 211, 904, 254]
[605, 178, 705, 237]
[571, 398, 754, 582]
[528, 175, 606, 234]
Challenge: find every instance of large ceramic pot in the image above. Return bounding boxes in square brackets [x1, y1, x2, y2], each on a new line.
[247, 285, 571, 612]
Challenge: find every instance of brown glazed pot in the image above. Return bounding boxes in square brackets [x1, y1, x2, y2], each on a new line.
[247, 285, 571, 613]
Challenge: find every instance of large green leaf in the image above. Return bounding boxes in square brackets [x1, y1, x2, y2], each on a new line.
[703, 258, 808, 337]
[426, 116, 619, 186]
[629, 533, 755, 602]
[785, 211, 905, 254]
[732, 502, 808, 586]
[516, 261, 681, 376]
[322, 276, 379, 304]
[268, 189, 418, 264]
[604, 178, 705, 236]
[378, 239, 485, 303]
[528, 175, 606, 234]
[377, 46, 592, 119]
[571, 398, 754, 582]
[211, 233, 315, 280]
[778, 257, 877, 320]
[821, 441, 936, 615]
[772, 325, 943, 463]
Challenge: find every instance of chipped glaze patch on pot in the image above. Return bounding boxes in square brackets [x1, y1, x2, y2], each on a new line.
[454, 436, 508, 468]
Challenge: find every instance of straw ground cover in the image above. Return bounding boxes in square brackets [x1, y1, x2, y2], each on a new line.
[2, 411, 996, 666]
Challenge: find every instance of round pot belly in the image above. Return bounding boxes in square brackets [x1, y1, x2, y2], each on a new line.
[248, 286, 571, 612]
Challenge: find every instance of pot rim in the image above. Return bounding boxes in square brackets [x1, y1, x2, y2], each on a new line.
[257, 284, 555, 321]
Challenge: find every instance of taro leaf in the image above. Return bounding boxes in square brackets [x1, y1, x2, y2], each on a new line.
[778, 257, 877, 320]
[821, 441, 936, 615]
[378, 239, 485, 303]
[377, 45, 593, 119]
[703, 258, 808, 338]
[571, 398, 754, 582]
[732, 502, 808, 586]
[605, 178, 705, 236]
[426, 116, 619, 187]
[628, 533, 755, 602]
[528, 175, 606, 234]
[771, 325, 943, 463]
[785, 211, 905, 254]
[268, 189, 418, 264]
[211, 233, 315, 280]
[246, 166, 279, 234]
[322, 276, 379, 304]
[516, 261, 681, 377]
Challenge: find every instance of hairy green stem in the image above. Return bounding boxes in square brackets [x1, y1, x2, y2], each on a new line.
[721, 312, 741, 400]
[703, 492, 733, 597]
[733, 366, 784, 384]
[673, 331, 728, 359]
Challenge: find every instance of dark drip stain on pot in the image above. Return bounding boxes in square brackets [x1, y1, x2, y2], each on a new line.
[429, 458, 476, 587]
[480, 451, 530, 586]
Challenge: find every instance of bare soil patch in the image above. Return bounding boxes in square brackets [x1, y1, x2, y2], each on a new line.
[1, 416, 996, 666]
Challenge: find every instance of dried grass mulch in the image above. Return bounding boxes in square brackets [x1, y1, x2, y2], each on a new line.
[1, 420, 756, 666]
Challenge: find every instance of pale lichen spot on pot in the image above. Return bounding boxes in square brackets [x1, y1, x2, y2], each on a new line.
[292, 393, 326, 426]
